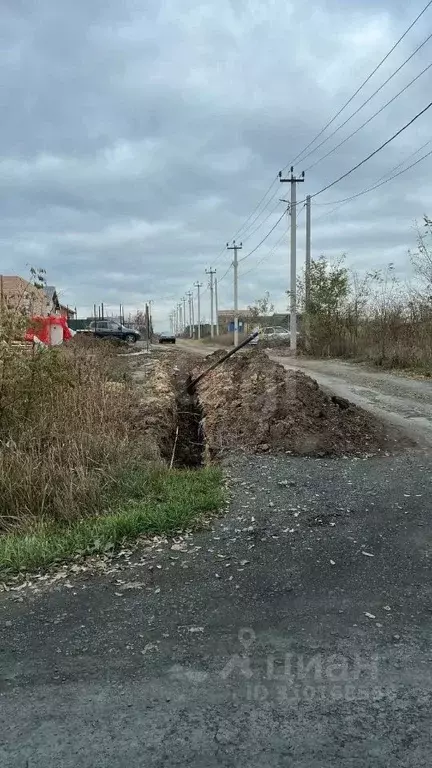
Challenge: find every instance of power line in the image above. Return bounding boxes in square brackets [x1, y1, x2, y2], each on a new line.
[212, 1, 432, 262]
[240, 231, 287, 278]
[240, 205, 305, 278]
[287, 0, 432, 168]
[311, 100, 432, 199]
[313, 145, 432, 223]
[314, 138, 432, 208]
[229, 175, 280, 241]
[305, 58, 432, 172]
[238, 210, 287, 263]
[241, 199, 282, 243]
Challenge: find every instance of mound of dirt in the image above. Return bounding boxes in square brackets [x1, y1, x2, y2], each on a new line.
[194, 350, 400, 457]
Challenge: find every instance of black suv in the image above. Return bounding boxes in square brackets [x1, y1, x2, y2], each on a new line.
[88, 320, 140, 343]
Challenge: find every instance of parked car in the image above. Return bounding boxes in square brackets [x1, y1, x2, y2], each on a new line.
[159, 331, 176, 344]
[87, 320, 140, 343]
[249, 326, 291, 345]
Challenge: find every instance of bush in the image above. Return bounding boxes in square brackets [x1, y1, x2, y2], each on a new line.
[0, 319, 156, 533]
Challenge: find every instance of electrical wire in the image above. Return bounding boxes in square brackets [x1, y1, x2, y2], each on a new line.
[286, 0, 432, 169]
[305, 58, 432, 172]
[240, 230, 287, 278]
[240, 204, 305, 277]
[229, 175, 280, 242]
[314, 138, 432, 207]
[238, 210, 287, 263]
[311, 100, 432, 198]
[313, 146, 432, 225]
[215, 1, 432, 260]
[241, 199, 283, 244]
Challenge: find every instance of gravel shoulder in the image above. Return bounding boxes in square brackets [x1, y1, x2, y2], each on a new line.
[1, 452, 432, 767]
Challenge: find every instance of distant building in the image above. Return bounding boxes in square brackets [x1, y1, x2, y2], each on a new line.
[217, 309, 254, 333]
[44, 285, 60, 314]
[0, 276, 50, 316]
[0, 276, 75, 320]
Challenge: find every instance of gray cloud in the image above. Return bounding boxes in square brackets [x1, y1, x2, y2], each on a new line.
[1, 0, 431, 326]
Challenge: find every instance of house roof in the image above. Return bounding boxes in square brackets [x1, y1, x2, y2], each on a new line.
[217, 309, 253, 319]
[59, 304, 75, 316]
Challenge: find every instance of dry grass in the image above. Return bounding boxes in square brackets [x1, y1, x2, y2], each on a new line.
[0, 326, 159, 532]
[305, 310, 432, 374]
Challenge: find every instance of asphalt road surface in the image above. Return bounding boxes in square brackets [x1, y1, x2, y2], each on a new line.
[1, 449, 432, 767]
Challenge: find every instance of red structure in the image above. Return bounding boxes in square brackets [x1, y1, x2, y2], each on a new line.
[24, 315, 73, 345]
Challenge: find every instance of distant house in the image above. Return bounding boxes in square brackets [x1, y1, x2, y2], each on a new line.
[0, 276, 75, 320]
[44, 287, 75, 319]
[0, 275, 50, 316]
[44, 286, 60, 314]
[58, 304, 75, 320]
[217, 309, 254, 334]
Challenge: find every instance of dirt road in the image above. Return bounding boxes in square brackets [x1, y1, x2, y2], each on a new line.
[270, 355, 432, 449]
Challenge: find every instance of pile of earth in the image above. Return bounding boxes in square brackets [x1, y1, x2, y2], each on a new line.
[193, 350, 401, 457]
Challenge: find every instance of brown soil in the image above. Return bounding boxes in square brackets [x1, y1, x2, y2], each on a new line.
[130, 349, 204, 466]
[193, 350, 403, 457]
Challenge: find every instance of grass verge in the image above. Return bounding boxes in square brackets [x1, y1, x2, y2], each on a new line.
[0, 466, 223, 577]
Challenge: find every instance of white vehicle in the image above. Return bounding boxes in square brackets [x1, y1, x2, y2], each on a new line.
[250, 326, 290, 345]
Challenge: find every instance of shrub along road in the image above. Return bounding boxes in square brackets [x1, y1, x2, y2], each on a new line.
[1, 450, 431, 766]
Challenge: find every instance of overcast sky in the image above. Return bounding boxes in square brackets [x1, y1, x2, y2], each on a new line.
[1, 0, 432, 327]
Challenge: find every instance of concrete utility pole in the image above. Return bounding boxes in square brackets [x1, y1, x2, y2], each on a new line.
[145, 303, 150, 352]
[191, 291, 195, 337]
[226, 240, 242, 346]
[186, 291, 193, 338]
[205, 268, 216, 338]
[178, 302, 183, 335]
[182, 296, 187, 335]
[147, 300, 153, 340]
[194, 281, 203, 340]
[305, 194, 311, 352]
[214, 277, 219, 336]
[279, 168, 304, 353]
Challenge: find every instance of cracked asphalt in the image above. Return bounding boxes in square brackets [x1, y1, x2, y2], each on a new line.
[1, 451, 432, 767]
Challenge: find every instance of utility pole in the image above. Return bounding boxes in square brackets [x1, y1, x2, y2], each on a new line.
[305, 194, 311, 352]
[186, 291, 193, 338]
[206, 268, 216, 338]
[279, 167, 305, 353]
[214, 277, 219, 336]
[145, 303, 150, 352]
[191, 291, 195, 337]
[182, 296, 187, 335]
[195, 281, 203, 340]
[227, 240, 242, 346]
[148, 300, 153, 341]
[178, 302, 183, 335]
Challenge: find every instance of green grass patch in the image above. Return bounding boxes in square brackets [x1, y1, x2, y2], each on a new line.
[0, 467, 223, 577]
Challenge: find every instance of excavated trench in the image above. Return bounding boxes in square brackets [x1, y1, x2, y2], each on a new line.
[135, 349, 408, 469]
[172, 380, 204, 468]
